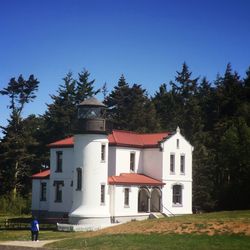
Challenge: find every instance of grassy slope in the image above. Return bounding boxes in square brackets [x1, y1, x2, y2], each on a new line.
[47, 210, 250, 249]
[47, 234, 250, 250]
[1, 210, 250, 249]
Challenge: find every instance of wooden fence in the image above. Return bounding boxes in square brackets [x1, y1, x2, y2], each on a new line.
[0, 218, 65, 230]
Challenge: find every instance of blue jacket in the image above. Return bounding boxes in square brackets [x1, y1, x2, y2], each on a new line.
[31, 219, 39, 231]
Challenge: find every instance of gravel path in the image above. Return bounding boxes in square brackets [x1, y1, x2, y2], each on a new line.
[0, 240, 58, 249]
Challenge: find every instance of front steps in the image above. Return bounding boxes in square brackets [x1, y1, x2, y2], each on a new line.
[149, 212, 169, 219]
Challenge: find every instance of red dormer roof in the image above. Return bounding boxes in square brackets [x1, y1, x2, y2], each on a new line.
[32, 169, 50, 179]
[47, 130, 170, 148]
[108, 173, 165, 186]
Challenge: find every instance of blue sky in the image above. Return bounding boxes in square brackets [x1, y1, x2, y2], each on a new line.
[0, 0, 250, 136]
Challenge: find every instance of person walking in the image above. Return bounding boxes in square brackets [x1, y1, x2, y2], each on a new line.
[31, 217, 39, 241]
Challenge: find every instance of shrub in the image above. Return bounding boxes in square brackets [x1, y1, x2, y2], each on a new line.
[0, 194, 31, 215]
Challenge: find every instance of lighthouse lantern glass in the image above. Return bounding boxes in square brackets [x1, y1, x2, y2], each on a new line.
[78, 106, 105, 119]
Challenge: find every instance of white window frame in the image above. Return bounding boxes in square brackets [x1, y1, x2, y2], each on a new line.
[172, 184, 183, 206]
[56, 151, 63, 172]
[101, 143, 106, 162]
[170, 153, 175, 174]
[54, 181, 64, 203]
[180, 154, 185, 174]
[177, 139, 180, 149]
[100, 184, 105, 205]
[40, 182, 47, 201]
[76, 168, 82, 191]
[130, 152, 135, 172]
[124, 187, 130, 207]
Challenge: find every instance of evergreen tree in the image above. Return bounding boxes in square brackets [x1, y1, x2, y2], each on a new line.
[169, 63, 201, 140]
[192, 132, 216, 211]
[127, 84, 160, 132]
[211, 64, 250, 209]
[153, 83, 179, 131]
[41, 69, 99, 162]
[75, 69, 99, 104]
[105, 75, 160, 132]
[197, 77, 214, 131]
[104, 74, 131, 130]
[42, 72, 76, 143]
[241, 67, 250, 124]
[0, 75, 39, 197]
[101, 82, 108, 100]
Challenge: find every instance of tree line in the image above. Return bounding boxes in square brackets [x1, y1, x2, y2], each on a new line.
[0, 63, 249, 211]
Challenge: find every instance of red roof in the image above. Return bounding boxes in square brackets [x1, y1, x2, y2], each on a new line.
[108, 173, 165, 186]
[32, 169, 50, 179]
[48, 137, 74, 148]
[108, 130, 169, 148]
[47, 130, 169, 148]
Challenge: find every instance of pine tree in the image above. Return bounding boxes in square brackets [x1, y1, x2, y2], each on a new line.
[153, 83, 179, 131]
[127, 84, 160, 132]
[170, 63, 201, 140]
[210, 64, 249, 209]
[105, 75, 160, 132]
[75, 69, 99, 104]
[0, 75, 39, 197]
[104, 74, 131, 130]
[43, 72, 76, 143]
[41, 69, 99, 150]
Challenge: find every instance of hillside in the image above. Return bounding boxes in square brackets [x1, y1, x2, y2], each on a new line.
[83, 210, 250, 237]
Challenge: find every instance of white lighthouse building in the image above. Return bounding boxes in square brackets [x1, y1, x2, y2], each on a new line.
[69, 98, 110, 224]
[31, 97, 193, 227]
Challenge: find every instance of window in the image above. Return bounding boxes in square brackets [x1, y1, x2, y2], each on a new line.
[54, 181, 64, 202]
[170, 154, 175, 173]
[124, 188, 130, 207]
[130, 152, 135, 172]
[40, 182, 47, 201]
[177, 139, 179, 149]
[56, 151, 63, 172]
[101, 184, 105, 204]
[173, 185, 182, 205]
[101, 144, 106, 162]
[180, 155, 185, 174]
[76, 168, 82, 190]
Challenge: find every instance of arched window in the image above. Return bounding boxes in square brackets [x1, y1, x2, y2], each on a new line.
[172, 184, 182, 206]
[76, 168, 82, 191]
[138, 187, 150, 212]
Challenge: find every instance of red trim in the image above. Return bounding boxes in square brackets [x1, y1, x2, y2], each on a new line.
[47, 137, 74, 148]
[32, 169, 50, 179]
[108, 173, 165, 186]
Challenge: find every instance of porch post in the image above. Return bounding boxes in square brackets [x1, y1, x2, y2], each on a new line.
[147, 196, 151, 213]
[147, 187, 151, 213]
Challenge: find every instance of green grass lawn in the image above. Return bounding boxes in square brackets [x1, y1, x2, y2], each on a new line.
[46, 234, 250, 250]
[165, 210, 250, 222]
[1, 210, 250, 249]
[0, 229, 79, 241]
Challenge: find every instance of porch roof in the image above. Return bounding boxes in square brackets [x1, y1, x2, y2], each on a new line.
[108, 173, 165, 186]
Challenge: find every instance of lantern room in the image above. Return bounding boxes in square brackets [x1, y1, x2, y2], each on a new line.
[76, 97, 107, 134]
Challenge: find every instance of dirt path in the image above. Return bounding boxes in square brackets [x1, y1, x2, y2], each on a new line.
[0, 240, 58, 249]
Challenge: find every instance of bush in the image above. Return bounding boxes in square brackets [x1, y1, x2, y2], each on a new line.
[0, 195, 31, 215]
